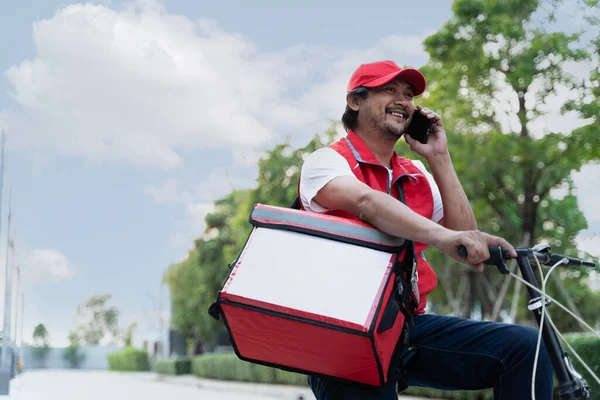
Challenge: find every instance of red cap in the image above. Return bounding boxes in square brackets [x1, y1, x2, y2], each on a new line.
[346, 60, 426, 96]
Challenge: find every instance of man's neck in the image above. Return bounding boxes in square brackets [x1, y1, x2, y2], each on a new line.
[353, 128, 397, 169]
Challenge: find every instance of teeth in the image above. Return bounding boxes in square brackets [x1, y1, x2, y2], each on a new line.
[391, 112, 404, 118]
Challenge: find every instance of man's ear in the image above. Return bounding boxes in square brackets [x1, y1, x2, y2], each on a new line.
[346, 93, 361, 112]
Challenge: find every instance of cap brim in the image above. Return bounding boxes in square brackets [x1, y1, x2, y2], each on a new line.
[362, 68, 426, 96]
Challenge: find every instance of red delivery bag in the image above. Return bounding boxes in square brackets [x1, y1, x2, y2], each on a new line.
[208, 203, 418, 388]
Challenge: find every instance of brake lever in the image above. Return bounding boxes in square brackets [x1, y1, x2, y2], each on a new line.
[458, 245, 510, 275]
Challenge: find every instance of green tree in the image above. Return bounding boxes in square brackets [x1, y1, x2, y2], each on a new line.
[124, 322, 137, 347]
[32, 323, 51, 366]
[74, 294, 120, 345]
[402, 0, 600, 331]
[62, 331, 85, 369]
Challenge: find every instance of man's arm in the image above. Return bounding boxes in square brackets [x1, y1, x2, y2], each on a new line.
[427, 153, 477, 231]
[315, 176, 448, 244]
[312, 176, 515, 269]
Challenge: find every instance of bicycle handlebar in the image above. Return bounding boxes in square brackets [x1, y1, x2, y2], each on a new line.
[457, 244, 597, 275]
[458, 243, 595, 399]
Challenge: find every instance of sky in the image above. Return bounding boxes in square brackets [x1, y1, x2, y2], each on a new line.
[0, 0, 598, 347]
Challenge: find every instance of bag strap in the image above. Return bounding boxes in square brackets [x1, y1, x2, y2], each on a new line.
[377, 178, 418, 333]
[290, 197, 301, 210]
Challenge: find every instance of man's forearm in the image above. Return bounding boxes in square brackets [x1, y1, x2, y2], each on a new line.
[427, 153, 477, 231]
[359, 190, 451, 246]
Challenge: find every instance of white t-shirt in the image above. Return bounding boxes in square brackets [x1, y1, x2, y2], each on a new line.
[299, 147, 444, 223]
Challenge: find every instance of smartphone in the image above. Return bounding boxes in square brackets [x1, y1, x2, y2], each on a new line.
[405, 110, 434, 144]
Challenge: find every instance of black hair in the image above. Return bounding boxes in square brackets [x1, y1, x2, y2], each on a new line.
[341, 86, 369, 132]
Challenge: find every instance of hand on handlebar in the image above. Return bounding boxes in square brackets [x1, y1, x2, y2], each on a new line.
[434, 230, 517, 272]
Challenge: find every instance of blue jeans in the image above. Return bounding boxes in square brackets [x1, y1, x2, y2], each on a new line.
[307, 314, 554, 399]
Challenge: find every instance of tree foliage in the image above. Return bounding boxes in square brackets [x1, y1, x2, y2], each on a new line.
[73, 294, 120, 345]
[33, 323, 49, 344]
[124, 322, 137, 347]
[63, 330, 85, 368]
[32, 323, 51, 364]
[399, 0, 600, 330]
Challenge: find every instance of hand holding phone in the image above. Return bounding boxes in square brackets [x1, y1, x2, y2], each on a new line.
[405, 109, 435, 144]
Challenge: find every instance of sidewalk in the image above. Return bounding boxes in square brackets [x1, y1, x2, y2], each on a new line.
[135, 373, 314, 399]
[132, 372, 438, 399]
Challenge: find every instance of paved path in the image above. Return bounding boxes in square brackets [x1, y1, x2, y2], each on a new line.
[1, 370, 436, 399]
[3, 370, 314, 400]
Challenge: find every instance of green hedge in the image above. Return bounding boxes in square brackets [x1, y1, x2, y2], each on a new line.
[107, 347, 151, 372]
[192, 353, 306, 385]
[563, 332, 600, 400]
[189, 334, 600, 399]
[155, 357, 192, 375]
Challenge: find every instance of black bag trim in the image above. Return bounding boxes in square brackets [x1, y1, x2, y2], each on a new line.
[369, 334, 385, 386]
[376, 282, 401, 333]
[368, 262, 397, 333]
[249, 203, 406, 253]
[219, 299, 371, 337]
[383, 177, 419, 384]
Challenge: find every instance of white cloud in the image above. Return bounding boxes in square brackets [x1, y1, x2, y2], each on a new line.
[1, 2, 431, 170]
[573, 164, 600, 226]
[21, 249, 77, 283]
[3, 2, 276, 169]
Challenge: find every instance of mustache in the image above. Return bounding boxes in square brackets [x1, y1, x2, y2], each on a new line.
[385, 106, 410, 117]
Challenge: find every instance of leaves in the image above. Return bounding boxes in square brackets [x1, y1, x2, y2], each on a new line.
[73, 294, 121, 345]
[412, 0, 600, 328]
[33, 323, 49, 343]
[32, 323, 51, 363]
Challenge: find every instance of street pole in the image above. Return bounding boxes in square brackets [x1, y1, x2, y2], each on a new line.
[12, 265, 19, 355]
[1, 192, 12, 369]
[0, 131, 10, 394]
[19, 293, 23, 367]
[159, 283, 163, 358]
[0, 131, 5, 366]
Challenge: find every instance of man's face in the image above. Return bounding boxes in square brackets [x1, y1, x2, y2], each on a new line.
[355, 79, 415, 140]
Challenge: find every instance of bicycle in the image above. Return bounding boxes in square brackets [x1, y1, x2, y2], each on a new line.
[458, 243, 598, 400]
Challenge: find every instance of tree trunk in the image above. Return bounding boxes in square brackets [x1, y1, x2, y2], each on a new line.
[441, 257, 458, 312]
[490, 265, 515, 321]
[477, 274, 494, 319]
[509, 275, 523, 324]
[455, 273, 468, 315]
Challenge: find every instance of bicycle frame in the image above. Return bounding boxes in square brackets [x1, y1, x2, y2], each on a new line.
[458, 243, 595, 399]
[514, 250, 591, 400]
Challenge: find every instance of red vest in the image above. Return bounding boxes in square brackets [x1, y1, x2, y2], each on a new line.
[301, 131, 438, 313]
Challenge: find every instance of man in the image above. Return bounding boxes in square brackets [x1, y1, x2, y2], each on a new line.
[298, 60, 553, 399]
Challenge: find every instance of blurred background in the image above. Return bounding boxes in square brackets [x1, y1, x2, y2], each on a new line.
[0, 0, 598, 398]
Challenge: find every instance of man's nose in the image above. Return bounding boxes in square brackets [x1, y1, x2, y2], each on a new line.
[393, 96, 412, 107]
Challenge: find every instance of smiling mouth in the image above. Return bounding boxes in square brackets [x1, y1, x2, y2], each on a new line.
[387, 110, 408, 121]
